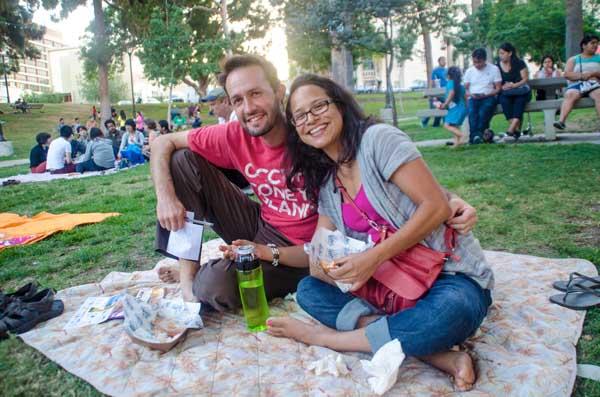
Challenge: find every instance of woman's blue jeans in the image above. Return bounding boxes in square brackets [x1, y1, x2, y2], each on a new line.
[296, 273, 492, 356]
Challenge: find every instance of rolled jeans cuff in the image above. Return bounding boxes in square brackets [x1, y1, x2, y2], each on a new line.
[335, 298, 377, 331]
[365, 317, 393, 353]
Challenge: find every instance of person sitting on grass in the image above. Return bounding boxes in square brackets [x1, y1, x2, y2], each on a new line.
[70, 126, 88, 159]
[265, 74, 493, 392]
[46, 125, 75, 174]
[554, 34, 600, 130]
[143, 119, 159, 158]
[29, 132, 51, 173]
[437, 66, 468, 147]
[105, 119, 122, 157]
[118, 119, 145, 165]
[158, 119, 172, 135]
[76, 127, 115, 173]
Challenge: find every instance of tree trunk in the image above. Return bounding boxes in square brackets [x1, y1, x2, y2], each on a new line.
[182, 76, 209, 97]
[471, 0, 481, 12]
[329, 7, 353, 91]
[565, 0, 583, 59]
[93, 0, 111, 132]
[221, 0, 232, 56]
[420, 16, 433, 88]
[167, 83, 173, 127]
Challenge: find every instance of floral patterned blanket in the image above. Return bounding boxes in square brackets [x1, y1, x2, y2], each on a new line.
[20, 239, 595, 396]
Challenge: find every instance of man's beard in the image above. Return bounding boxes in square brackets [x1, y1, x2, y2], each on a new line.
[242, 101, 283, 137]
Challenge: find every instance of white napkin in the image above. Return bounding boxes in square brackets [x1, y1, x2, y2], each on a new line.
[360, 339, 405, 395]
[307, 354, 349, 377]
[166, 212, 207, 261]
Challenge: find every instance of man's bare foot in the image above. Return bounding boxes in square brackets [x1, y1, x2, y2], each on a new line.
[267, 317, 335, 347]
[181, 280, 198, 302]
[157, 264, 180, 283]
[420, 350, 476, 391]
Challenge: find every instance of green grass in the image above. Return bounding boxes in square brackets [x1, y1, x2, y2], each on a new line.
[0, 101, 599, 396]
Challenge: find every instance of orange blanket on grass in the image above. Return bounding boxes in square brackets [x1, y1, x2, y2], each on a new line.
[0, 212, 120, 251]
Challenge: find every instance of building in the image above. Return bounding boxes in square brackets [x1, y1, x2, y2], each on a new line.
[0, 28, 66, 102]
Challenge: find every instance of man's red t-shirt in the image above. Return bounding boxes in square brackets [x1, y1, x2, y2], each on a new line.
[187, 122, 318, 244]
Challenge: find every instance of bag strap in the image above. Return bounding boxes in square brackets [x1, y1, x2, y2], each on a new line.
[335, 176, 458, 256]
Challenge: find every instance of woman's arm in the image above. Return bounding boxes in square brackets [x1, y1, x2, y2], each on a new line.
[329, 158, 451, 288]
[511, 66, 529, 88]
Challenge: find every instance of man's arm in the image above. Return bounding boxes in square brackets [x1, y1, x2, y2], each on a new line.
[151, 131, 192, 231]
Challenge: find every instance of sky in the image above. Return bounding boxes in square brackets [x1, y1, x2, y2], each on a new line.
[32, 4, 290, 81]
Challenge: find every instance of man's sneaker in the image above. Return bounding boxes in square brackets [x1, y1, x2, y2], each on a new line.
[553, 121, 566, 130]
[471, 136, 483, 145]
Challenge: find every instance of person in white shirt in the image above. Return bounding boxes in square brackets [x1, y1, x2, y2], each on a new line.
[464, 48, 502, 144]
[46, 125, 76, 174]
[200, 86, 250, 192]
[201, 87, 237, 124]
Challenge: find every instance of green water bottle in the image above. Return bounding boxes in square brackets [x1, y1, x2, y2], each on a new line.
[234, 245, 269, 332]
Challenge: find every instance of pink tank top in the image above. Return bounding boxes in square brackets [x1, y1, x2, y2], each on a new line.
[341, 185, 392, 241]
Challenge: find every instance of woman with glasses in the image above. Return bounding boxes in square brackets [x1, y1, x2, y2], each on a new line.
[266, 74, 494, 391]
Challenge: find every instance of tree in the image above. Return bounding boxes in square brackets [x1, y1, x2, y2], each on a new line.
[79, 75, 128, 103]
[0, 0, 45, 102]
[566, 0, 583, 58]
[137, 4, 190, 125]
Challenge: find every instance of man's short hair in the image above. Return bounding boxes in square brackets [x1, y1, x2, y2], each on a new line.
[438, 56, 445, 63]
[218, 55, 280, 93]
[35, 132, 51, 145]
[145, 119, 157, 130]
[105, 119, 116, 128]
[472, 48, 487, 61]
[59, 125, 73, 139]
[89, 127, 103, 140]
[76, 126, 87, 133]
[581, 34, 600, 50]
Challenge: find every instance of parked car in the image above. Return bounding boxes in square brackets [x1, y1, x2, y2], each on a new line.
[117, 99, 133, 105]
[144, 97, 161, 104]
[169, 96, 184, 103]
[408, 80, 427, 92]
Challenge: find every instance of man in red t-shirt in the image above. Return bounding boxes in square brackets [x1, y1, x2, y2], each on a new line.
[151, 55, 478, 311]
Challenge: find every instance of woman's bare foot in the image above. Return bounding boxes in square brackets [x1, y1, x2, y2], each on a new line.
[420, 350, 476, 391]
[157, 264, 180, 283]
[267, 317, 335, 347]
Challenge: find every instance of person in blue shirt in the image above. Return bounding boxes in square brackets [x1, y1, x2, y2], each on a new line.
[421, 56, 448, 128]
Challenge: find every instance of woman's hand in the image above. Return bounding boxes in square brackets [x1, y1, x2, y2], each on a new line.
[327, 250, 382, 292]
[446, 197, 477, 234]
[219, 239, 270, 261]
[502, 82, 514, 90]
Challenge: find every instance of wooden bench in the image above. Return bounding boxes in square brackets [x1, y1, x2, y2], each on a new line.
[416, 77, 595, 140]
[10, 103, 44, 113]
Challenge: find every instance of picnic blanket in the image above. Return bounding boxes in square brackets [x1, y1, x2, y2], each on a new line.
[0, 164, 140, 187]
[19, 239, 596, 396]
[0, 212, 120, 251]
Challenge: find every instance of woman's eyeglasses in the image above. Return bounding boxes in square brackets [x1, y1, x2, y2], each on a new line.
[291, 99, 336, 127]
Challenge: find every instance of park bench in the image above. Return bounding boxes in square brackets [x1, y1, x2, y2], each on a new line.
[415, 77, 595, 140]
[10, 103, 44, 113]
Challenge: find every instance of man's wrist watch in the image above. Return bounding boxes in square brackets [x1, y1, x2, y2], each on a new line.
[266, 243, 280, 267]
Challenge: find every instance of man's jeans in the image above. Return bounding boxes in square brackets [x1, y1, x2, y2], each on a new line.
[296, 273, 492, 356]
[468, 96, 497, 143]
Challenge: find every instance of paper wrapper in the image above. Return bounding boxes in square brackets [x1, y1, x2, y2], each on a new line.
[122, 294, 203, 352]
[360, 339, 405, 395]
[304, 228, 373, 292]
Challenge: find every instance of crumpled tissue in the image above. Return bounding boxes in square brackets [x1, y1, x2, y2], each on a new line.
[360, 339, 405, 395]
[304, 227, 373, 292]
[307, 354, 349, 377]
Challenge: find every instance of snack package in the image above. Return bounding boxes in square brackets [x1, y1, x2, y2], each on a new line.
[122, 294, 203, 352]
[303, 228, 373, 292]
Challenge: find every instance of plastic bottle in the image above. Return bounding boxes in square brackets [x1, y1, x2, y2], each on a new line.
[234, 245, 269, 332]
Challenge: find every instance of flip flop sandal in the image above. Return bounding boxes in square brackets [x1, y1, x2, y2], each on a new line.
[552, 272, 600, 292]
[0, 282, 38, 313]
[0, 299, 64, 335]
[549, 283, 600, 310]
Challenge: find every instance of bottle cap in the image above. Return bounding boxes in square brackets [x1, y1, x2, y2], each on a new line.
[234, 245, 259, 271]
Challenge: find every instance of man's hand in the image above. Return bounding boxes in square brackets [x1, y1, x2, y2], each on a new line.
[446, 197, 478, 235]
[156, 195, 186, 231]
[219, 239, 271, 262]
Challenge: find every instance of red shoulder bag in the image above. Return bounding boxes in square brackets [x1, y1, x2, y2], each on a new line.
[336, 178, 458, 314]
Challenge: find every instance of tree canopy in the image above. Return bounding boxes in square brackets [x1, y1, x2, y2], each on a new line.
[0, 0, 45, 73]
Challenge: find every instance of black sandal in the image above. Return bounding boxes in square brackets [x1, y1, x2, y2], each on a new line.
[553, 272, 600, 292]
[549, 283, 600, 310]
